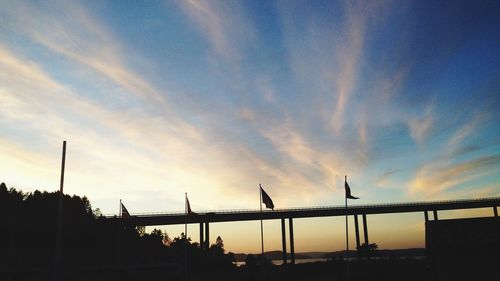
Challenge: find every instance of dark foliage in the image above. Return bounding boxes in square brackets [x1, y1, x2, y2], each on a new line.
[357, 242, 378, 258]
[0, 182, 236, 281]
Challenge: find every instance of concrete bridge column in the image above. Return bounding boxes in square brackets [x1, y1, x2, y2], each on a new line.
[362, 214, 369, 245]
[281, 218, 287, 264]
[199, 223, 204, 250]
[494, 206, 498, 217]
[205, 222, 210, 250]
[433, 210, 438, 220]
[354, 214, 360, 249]
[289, 218, 295, 264]
[424, 211, 429, 222]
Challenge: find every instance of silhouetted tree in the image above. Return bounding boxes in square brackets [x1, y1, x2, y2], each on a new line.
[210, 235, 225, 256]
[0, 183, 241, 281]
[358, 242, 378, 258]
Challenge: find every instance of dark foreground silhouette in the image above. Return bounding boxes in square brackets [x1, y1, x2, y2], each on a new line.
[1, 182, 498, 281]
[0, 183, 238, 281]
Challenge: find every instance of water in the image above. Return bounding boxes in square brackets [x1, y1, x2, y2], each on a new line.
[234, 258, 329, 267]
[234, 256, 425, 266]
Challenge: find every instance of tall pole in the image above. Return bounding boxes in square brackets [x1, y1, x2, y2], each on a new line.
[259, 184, 265, 281]
[117, 199, 122, 281]
[345, 176, 349, 254]
[345, 175, 350, 280]
[185, 193, 188, 238]
[259, 185, 264, 257]
[54, 140, 66, 281]
[184, 193, 188, 281]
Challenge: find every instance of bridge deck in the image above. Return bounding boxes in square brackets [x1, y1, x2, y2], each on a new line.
[106, 197, 500, 226]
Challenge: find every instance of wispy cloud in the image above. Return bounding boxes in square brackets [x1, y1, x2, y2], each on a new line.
[2, 39, 347, 211]
[376, 169, 402, 188]
[446, 113, 485, 155]
[0, 44, 238, 210]
[178, 0, 254, 63]
[408, 102, 434, 145]
[408, 155, 500, 195]
[277, 1, 369, 135]
[404, 109, 498, 198]
[1, 0, 165, 104]
[329, 2, 366, 134]
[0, 46, 63, 93]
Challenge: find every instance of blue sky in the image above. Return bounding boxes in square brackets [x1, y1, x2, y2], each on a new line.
[1, 0, 499, 252]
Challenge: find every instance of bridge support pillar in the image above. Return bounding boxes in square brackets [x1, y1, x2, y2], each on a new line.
[424, 211, 429, 222]
[205, 222, 210, 250]
[281, 218, 287, 264]
[354, 214, 360, 249]
[289, 218, 295, 264]
[494, 206, 498, 217]
[433, 210, 438, 220]
[362, 214, 369, 245]
[199, 223, 204, 250]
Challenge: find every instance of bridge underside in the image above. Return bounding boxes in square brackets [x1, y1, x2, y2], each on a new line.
[107, 197, 499, 265]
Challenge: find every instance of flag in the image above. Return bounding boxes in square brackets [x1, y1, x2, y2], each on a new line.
[121, 202, 130, 219]
[345, 179, 359, 200]
[260, 185, 274, 210]
[186, 196, 196, 215]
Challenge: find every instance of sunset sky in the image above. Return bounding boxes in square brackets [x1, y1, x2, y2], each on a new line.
[1, 0, 499, 254]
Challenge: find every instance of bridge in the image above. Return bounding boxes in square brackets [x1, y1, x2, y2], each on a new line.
[107, 197, 500, 264]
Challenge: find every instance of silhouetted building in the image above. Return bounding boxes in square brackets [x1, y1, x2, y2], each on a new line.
[426, 216, 500, 281]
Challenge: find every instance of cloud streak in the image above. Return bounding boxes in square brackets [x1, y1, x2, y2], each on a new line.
[330, 2, 366, 134]
[376, 169, 402, 188]
[0, 43, 244, 210]
[178, 0, 254, 63]
[1, 0, 165, 104]
[408, 103, 434, 146]
[408, 155, 500, 195]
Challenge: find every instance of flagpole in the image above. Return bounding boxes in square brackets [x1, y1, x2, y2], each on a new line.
[117, 199, 122, 281]
[259, 184, 264, 256]
[345, 175, 350, 280]
[345, 176, 349, 254]
[259, 184, 265, 281]
[185, 193, 188, 238]
[259, 184, 264, 253]
[54, 140, 66, 281]
[185, 192, 188, 281]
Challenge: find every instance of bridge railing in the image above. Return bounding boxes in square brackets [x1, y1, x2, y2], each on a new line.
[103, 197, 499, 218]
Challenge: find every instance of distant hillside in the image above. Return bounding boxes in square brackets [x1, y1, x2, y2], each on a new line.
[233, 248, 425, 262]
[233, 251, 311, 262]
[324, 248, 425, 258]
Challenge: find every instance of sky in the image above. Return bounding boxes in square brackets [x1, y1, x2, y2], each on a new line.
[1, 0, 499, 254]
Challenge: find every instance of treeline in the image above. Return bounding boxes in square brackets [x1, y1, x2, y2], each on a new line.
[0, 182, 237, 281]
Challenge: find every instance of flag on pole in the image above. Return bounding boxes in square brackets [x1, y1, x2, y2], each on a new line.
[345, 178, 359, 199]
[260, 185, 275, 210]
[121, 202, 130, 219]
[186, 196, 196, 215]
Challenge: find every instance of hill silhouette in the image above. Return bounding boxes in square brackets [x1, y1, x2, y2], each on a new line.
[233, 248, 425, 262]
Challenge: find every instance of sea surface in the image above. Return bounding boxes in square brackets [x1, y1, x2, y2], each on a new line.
[234, 256, 425, 267]
[235, 258, 328, 267]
